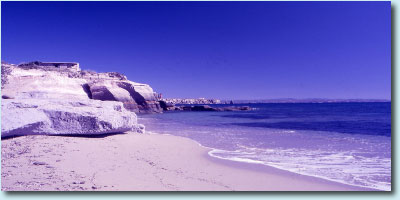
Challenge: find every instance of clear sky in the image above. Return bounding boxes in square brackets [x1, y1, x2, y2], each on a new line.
[1, 1, 391, 100]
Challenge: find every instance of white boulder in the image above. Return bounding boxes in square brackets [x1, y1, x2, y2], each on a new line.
[1, 99, 141, 138]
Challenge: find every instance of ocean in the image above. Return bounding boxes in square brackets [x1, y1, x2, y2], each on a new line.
[139, 102, 391, 191]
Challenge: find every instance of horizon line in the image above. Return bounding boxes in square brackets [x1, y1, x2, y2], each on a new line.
[162, 97, 391, 102]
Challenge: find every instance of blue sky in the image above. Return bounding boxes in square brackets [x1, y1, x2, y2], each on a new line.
[1, 1, 391, 100]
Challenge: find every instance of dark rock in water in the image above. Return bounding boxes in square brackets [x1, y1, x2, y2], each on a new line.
[216, 106, 251, 111]
[159, 100, 168, 110]
[239, 106, 250, 111]
[174, 107, 183, 111]
[190, 105, 206, 111]
[175, 105, 251, 112]
[182, 106, 193, 111]
[191, 105, 218, 111]
[159, 100, 175, 111]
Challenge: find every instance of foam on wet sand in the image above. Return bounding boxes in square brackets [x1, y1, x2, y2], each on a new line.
[1, 132, 373, 191]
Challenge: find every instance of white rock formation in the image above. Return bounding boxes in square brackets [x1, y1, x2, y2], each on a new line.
[2, 67, 89, 99]
[88, 80, 162, 113]
[1, 99, 139, 138]
[1, 63, 162, 113]
[0, 61, 161, 137]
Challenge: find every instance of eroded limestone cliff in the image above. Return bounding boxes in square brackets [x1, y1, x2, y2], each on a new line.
[1, 62, 162, 113]
[1, 61, 159, 137]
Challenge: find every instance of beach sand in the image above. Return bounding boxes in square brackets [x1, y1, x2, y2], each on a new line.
[1, 132, 372, 191]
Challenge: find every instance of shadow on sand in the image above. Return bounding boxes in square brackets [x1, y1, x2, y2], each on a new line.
[1, 132, 128, 140]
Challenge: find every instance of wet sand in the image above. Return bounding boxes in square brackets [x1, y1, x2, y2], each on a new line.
[1, 132, 373, 191]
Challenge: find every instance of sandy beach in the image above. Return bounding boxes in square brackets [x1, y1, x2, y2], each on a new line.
[1, 132, 373, 191]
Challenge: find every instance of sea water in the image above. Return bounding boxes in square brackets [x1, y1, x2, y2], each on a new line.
[139, 102, 391, 191]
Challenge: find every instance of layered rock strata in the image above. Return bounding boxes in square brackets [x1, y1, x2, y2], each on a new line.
[1, 62, 162, 113]
[1, 61, 161, 137]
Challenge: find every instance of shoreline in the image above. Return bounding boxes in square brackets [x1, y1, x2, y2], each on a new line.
[205, 150, 376, 191]
[1, 132, 376, 191]
[170, 133, 377, 191]
[149, 132, 384, 191]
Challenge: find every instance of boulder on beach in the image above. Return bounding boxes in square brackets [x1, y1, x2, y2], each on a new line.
[1, 99, 140, 138]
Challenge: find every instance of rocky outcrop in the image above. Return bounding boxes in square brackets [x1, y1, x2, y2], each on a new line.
[1, 99, 139, 138]
[82, 71, 162, 113]
[185, 105, 251, 111]
[159, 103, 251, 112]
[87, 80, 162, 113]
[162, 98, 222, 104]
[1, 62, 162, 113]
[0, 61, 163, 137]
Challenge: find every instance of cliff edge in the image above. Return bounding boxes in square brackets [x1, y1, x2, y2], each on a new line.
[1, 61, 162, 113]
[1, 61, 159, 137]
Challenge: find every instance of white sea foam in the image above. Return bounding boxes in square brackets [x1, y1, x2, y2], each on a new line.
[208, 146, 391, 191]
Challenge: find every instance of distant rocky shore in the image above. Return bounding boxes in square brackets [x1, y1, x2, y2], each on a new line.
[158, 101, 251, 112]
[161, 98, 242, 105]
[161, 98, 222, 105]
[181, 105, 251, 111]
[158, 98, 253, 112]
